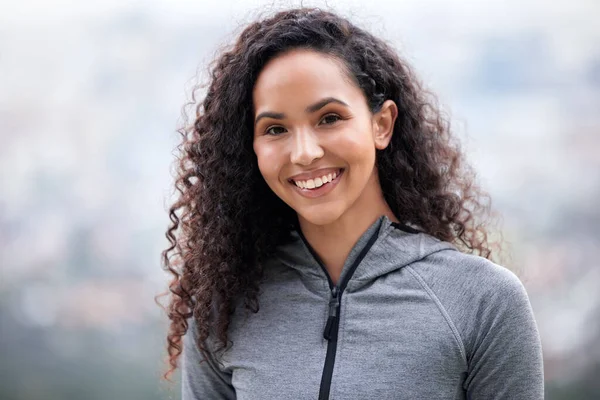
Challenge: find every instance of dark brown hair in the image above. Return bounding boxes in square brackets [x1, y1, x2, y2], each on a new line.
[159, 7, 500, 381]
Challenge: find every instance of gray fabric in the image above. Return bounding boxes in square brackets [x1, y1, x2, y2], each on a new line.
[182, 216, 544, 399]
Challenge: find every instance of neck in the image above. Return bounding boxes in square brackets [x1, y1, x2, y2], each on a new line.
[298, 172, 398, 285]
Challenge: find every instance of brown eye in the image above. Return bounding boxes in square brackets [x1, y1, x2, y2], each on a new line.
[266, 126, 287, 136]
[320, 114, 341, 125]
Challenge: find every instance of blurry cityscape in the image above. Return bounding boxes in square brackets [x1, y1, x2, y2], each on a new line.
[1, 0, 599, 399]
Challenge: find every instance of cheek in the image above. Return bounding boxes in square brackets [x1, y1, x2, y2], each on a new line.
[330, 126, 376, 164]
[254, 141, 285, 181]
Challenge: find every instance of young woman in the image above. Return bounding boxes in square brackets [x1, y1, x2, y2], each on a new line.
[161, 7, 544, 399]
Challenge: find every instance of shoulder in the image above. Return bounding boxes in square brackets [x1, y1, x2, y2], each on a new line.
[405, 244, 544, 396]
[407, 245, 536, 354]
[408, 244, 526, 306]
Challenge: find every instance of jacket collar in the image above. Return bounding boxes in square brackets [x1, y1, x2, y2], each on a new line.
[274, 215, 456, 293]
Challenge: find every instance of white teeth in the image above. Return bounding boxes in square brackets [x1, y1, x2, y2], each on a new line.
[294, 170, 341, 190]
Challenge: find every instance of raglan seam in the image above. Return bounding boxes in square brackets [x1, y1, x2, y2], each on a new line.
[405, 265, 468, 365]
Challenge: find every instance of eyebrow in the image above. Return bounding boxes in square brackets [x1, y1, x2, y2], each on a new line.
[254, 97, 349, 127]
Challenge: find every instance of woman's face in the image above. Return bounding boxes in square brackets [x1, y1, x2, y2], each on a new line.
[252, 49, 396, 227]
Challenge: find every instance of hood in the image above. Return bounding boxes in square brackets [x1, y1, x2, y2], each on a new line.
[274, 215, 456, 292]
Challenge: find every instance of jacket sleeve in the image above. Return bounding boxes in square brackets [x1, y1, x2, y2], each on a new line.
[464, 270, 544, 399]
[181, 317, 236, 400]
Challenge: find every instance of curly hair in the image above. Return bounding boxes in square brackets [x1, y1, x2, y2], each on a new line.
[158, 7, 501, 381]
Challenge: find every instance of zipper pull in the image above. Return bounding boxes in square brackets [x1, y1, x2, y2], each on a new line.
[323, 286, 339, 341]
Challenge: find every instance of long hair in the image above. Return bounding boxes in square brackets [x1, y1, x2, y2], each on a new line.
[159, 7, 500, 381]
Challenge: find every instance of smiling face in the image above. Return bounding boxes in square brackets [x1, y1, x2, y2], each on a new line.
[252, 49, 397, 227]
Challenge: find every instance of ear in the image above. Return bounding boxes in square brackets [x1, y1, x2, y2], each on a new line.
[372, 100, 398, 150]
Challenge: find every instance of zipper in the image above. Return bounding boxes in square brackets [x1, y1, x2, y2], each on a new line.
[297, 227, 380, 400]
[323, 286, 339, 340]
[318, 284, 339, 400]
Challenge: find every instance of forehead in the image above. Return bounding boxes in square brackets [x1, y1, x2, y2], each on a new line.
[252, 49, 362, 112]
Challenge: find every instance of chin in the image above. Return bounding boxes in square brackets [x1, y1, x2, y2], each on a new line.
[296, 205, 345, 227]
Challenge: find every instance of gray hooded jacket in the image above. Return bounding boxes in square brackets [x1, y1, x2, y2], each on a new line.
[182, 216, 544, 399]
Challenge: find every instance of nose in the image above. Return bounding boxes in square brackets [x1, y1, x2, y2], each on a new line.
[290, 128, 324, 166]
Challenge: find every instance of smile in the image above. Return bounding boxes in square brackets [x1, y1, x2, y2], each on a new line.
[288, 168, 344, 198]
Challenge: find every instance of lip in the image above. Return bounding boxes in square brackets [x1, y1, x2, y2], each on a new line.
[288, 167, 342, 182]
[289, 168, 344, 199]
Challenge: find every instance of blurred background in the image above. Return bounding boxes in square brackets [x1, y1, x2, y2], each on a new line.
[1, 0, 599, 398]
